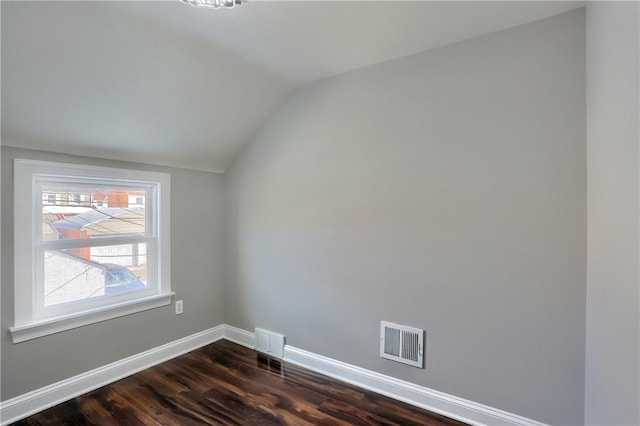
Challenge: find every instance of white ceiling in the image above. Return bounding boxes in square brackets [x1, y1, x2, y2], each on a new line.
[1, 1, 584, 173]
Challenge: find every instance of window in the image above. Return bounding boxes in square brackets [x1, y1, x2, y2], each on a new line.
[11, 160, 173, 343]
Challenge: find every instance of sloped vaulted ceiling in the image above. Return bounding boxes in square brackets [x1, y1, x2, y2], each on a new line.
[1, 1, 294, 173]
[1, 1, 583, 173]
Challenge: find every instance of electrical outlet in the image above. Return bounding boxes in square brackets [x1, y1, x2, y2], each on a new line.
[175, 300, 184, 315]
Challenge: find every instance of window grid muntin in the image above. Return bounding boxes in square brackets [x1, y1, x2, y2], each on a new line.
[35, 177, 156, 242]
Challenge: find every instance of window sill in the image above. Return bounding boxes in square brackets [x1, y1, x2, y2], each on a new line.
[9, 292, 175, 343]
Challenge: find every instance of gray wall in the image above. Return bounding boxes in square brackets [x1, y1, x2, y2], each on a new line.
[1, 146, 226, 400]
[225, 10, 586, 425]
[585, 2, 640, 425]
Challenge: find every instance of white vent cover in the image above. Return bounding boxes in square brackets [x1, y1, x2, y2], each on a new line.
[255, 328, 285, 359]
[380, 321, 424, 368]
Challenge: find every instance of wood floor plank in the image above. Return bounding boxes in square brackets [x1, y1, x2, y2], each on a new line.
[317, 398, 399, 426]
[73, 390, 122, 426]
[134, 364, 190, 397]
[201, 386, 292, 425]
[11, 340, 468, 426]
[86, 387, 150, 426]
[110, 378, 204, 426]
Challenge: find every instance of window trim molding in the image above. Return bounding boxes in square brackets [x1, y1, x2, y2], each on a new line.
[9, 293, 175, 343]
[12, 159, 172, 343]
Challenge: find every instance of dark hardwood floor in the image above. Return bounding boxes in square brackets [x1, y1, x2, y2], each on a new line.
[12, 340, 467, 426]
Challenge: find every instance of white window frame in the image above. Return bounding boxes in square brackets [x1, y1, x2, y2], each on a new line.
[11, 159, 173, 343]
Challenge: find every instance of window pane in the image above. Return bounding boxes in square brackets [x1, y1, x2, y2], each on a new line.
[43, 244, 148, 307]
[41, 184, 146, 241]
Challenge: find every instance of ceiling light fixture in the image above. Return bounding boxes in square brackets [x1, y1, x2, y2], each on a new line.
[180, 0, 241, 9]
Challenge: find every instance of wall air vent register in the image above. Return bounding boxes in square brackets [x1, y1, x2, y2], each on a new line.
[380, 321, 425, 368]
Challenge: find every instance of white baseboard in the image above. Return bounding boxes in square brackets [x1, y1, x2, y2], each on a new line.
[222, 323, 255, 349]
[284, 345, 548, 426]
[0, 324, 548, 426]
[0, 325, 226, 426]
